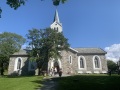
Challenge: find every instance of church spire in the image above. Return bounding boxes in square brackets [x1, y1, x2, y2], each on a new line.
[53, 9, 60, 23]
[50, 9, 62, 32]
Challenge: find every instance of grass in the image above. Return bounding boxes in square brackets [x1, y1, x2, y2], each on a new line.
[0, 74, 120, 90]
[57, 74, 120, 90]
[0, 75, 44, 90]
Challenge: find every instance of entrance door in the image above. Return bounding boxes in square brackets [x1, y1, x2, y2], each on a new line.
[54, 61, 60, 73]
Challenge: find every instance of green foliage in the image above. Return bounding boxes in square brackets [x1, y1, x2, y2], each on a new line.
[26, 28, 69, 70]
[53, 0, 67, 6]
[107, 60, 117, 72]
[0, 0, 67, 18]
[6, 0, 67, 9]
[0, 32, 26, 63]
[6, 0, 25, 10]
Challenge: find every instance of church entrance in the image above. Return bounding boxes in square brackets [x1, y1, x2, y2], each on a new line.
[50, 59, 62, 74]
[54, 61, 60, 73]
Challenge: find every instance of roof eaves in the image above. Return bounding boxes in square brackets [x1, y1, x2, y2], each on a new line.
[69, 47, 78, 53]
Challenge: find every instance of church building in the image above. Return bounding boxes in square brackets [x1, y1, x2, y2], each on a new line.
[8, 10, 108, 75]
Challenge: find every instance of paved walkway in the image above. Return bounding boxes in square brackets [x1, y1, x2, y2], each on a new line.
[38, 77, 58, 90]
[38, 74, 70, 90]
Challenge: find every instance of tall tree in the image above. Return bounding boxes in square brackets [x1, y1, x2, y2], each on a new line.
[107, 60, 117, 72]
[26, 28, 69, 75]
[0, 32, 26, 75]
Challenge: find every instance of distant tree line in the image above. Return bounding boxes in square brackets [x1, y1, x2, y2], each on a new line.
[107, 60, 120, 74]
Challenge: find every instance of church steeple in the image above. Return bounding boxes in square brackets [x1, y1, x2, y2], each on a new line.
[50, 9, 62, 32]
[53, 9, 60, 23]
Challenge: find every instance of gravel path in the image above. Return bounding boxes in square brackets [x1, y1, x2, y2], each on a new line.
[38, 77, 59, 90]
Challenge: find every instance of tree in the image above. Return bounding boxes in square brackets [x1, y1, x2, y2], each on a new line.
[0, 32, 26, 75]
[107, 60, 117, 73]
[26, 28, 69, 75]
[0, 0, 67, 18]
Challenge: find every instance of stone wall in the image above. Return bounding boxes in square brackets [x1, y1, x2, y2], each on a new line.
[8, 56, 29, 75]
[60, 50, 108, 75]
[8, 49, 108, 76]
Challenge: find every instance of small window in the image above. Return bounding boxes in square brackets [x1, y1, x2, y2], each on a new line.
[69, 55, 72, 64]
[57, 27, 58, 31]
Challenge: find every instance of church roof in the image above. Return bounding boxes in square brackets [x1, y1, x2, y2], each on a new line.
[12, 49, 28, 56]
[74, 48, 107, 54]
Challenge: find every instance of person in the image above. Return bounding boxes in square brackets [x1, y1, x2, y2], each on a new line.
[59, 68, 62, 77]
[50, 68, 53, 76]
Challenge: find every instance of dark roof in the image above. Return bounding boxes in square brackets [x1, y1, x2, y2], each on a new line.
[74, 48, 107, 54]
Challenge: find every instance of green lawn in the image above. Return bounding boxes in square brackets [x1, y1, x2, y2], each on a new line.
[0, 76, 44, 90]
[57, 74, 120, 90]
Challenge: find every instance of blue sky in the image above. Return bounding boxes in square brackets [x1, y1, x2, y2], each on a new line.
[1, 0, 120, 62]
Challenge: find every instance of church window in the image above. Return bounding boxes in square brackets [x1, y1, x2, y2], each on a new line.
[80, 58, 84, 68]
[28, 61, 36, 71]
[93, 56, 101, 69]
[14, 57, 22, 71]
[78, 56, 86, 70]
[94, 56, 100, 68]
[57, 27, 58, 31]
[17, 58, 21, 69]
[54, 27, 59, 32]
[69, 55, 72, 64]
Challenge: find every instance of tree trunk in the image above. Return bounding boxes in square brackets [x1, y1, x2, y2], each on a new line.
[0, 62, 4, 75]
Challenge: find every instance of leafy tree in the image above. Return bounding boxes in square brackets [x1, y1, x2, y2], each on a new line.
[26, 28, 69, 75]
[0, 0, 67, 17]
[107, 60, 117, 72]
[0, 32, 26, 75]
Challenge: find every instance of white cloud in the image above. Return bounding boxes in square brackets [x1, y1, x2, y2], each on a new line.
[105, 44, 120, 62]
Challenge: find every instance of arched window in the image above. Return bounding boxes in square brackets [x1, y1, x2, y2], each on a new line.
[80, 58, 84, 68]
[14, 57, 22, 71]
[69, 55, 72, 64]
[94, 56, 100, 68]
[78, 56, 86, 70]
[17, 58, 21, 69]
[93, 56, 101, 69]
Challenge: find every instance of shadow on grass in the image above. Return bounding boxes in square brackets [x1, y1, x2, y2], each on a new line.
[55, 75, 120, 90]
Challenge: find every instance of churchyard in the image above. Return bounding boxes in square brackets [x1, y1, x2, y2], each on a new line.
[0, 74, 120, 90]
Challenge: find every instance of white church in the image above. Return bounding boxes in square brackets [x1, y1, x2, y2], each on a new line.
[8, 10, 108, 75]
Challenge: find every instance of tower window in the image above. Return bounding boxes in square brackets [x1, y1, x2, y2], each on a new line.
[53, 27, 59, 32]
[57, 27, 58, 32]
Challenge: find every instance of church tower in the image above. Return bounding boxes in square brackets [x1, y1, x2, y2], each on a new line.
[50, 9, 62, 32]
